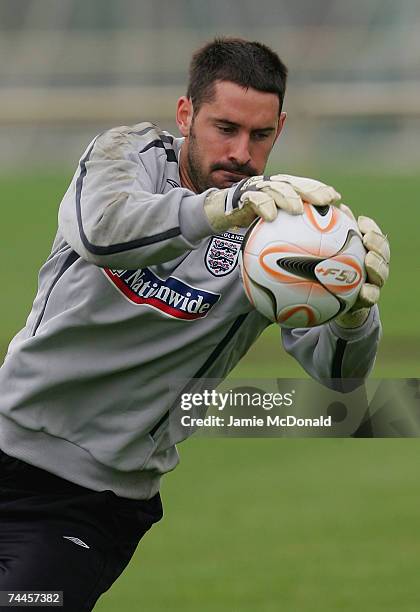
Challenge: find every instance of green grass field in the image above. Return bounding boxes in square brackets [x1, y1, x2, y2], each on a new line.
[0, 172, 419, 611]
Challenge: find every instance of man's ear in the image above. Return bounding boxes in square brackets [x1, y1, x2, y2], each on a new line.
[274, 111, 287, 142]
[176, 96, 194, 137]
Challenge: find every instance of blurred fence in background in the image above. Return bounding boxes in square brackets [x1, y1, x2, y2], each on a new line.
[0, 0, 419, 172]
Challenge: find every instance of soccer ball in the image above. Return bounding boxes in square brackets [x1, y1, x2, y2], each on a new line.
[239, 204, 366, 328]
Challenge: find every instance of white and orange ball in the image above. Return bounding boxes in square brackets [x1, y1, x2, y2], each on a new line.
[239, 204, 366, 328]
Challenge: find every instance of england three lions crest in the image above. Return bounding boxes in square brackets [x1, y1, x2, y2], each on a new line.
[205, 231, 243, 277]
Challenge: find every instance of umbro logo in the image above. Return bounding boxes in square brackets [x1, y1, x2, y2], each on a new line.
[166, 178, 180, 188]
[63, 536, 90, 549]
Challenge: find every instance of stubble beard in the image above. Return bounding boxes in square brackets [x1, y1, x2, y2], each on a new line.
[186, 124, 213, 193]
[185, 121, 259, 193]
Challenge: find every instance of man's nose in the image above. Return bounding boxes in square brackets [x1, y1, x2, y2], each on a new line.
[228, 135, 251, 167]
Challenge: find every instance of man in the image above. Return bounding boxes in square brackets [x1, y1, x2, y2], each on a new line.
[0, 38, 389, 610]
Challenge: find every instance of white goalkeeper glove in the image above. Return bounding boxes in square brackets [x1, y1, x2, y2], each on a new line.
[204, 174, 341, 232]
[335, 203, 390, 328]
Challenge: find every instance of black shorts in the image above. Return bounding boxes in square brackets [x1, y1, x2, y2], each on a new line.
[0, 449, 163, 611]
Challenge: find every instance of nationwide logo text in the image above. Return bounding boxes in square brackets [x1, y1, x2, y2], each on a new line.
[103, 267, 220, 320]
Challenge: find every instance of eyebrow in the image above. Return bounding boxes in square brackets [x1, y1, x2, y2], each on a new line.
[212, 118, 276, 133]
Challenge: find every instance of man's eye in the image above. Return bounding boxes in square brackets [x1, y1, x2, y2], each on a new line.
[254, 132, 270, 141]
[217, 126, 235, 134]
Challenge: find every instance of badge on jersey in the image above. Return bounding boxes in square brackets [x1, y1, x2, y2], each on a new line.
[205, 231, 243, 277]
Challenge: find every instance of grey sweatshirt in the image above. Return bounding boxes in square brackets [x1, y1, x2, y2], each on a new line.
[0, 123, 381, 499]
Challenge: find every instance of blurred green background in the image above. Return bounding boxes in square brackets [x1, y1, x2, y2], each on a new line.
[1, 0, 419, 610]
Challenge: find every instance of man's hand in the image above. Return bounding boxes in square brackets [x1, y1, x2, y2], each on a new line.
[335, 203, 390, 328]
[204, 174, 341, 232]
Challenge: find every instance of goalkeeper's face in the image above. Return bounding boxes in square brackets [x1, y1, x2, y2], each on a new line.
[177, 80, 286, 193]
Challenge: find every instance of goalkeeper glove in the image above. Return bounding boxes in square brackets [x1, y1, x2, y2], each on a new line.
[204, 174, 341, 232]
[335, 204, 390, 328]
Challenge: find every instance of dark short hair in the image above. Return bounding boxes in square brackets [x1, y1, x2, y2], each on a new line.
[186, 37, 288, 115]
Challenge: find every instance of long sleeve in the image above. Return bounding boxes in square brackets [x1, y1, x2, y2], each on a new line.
[58, 125, 214, 269]
[281, 305, 381, 389]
